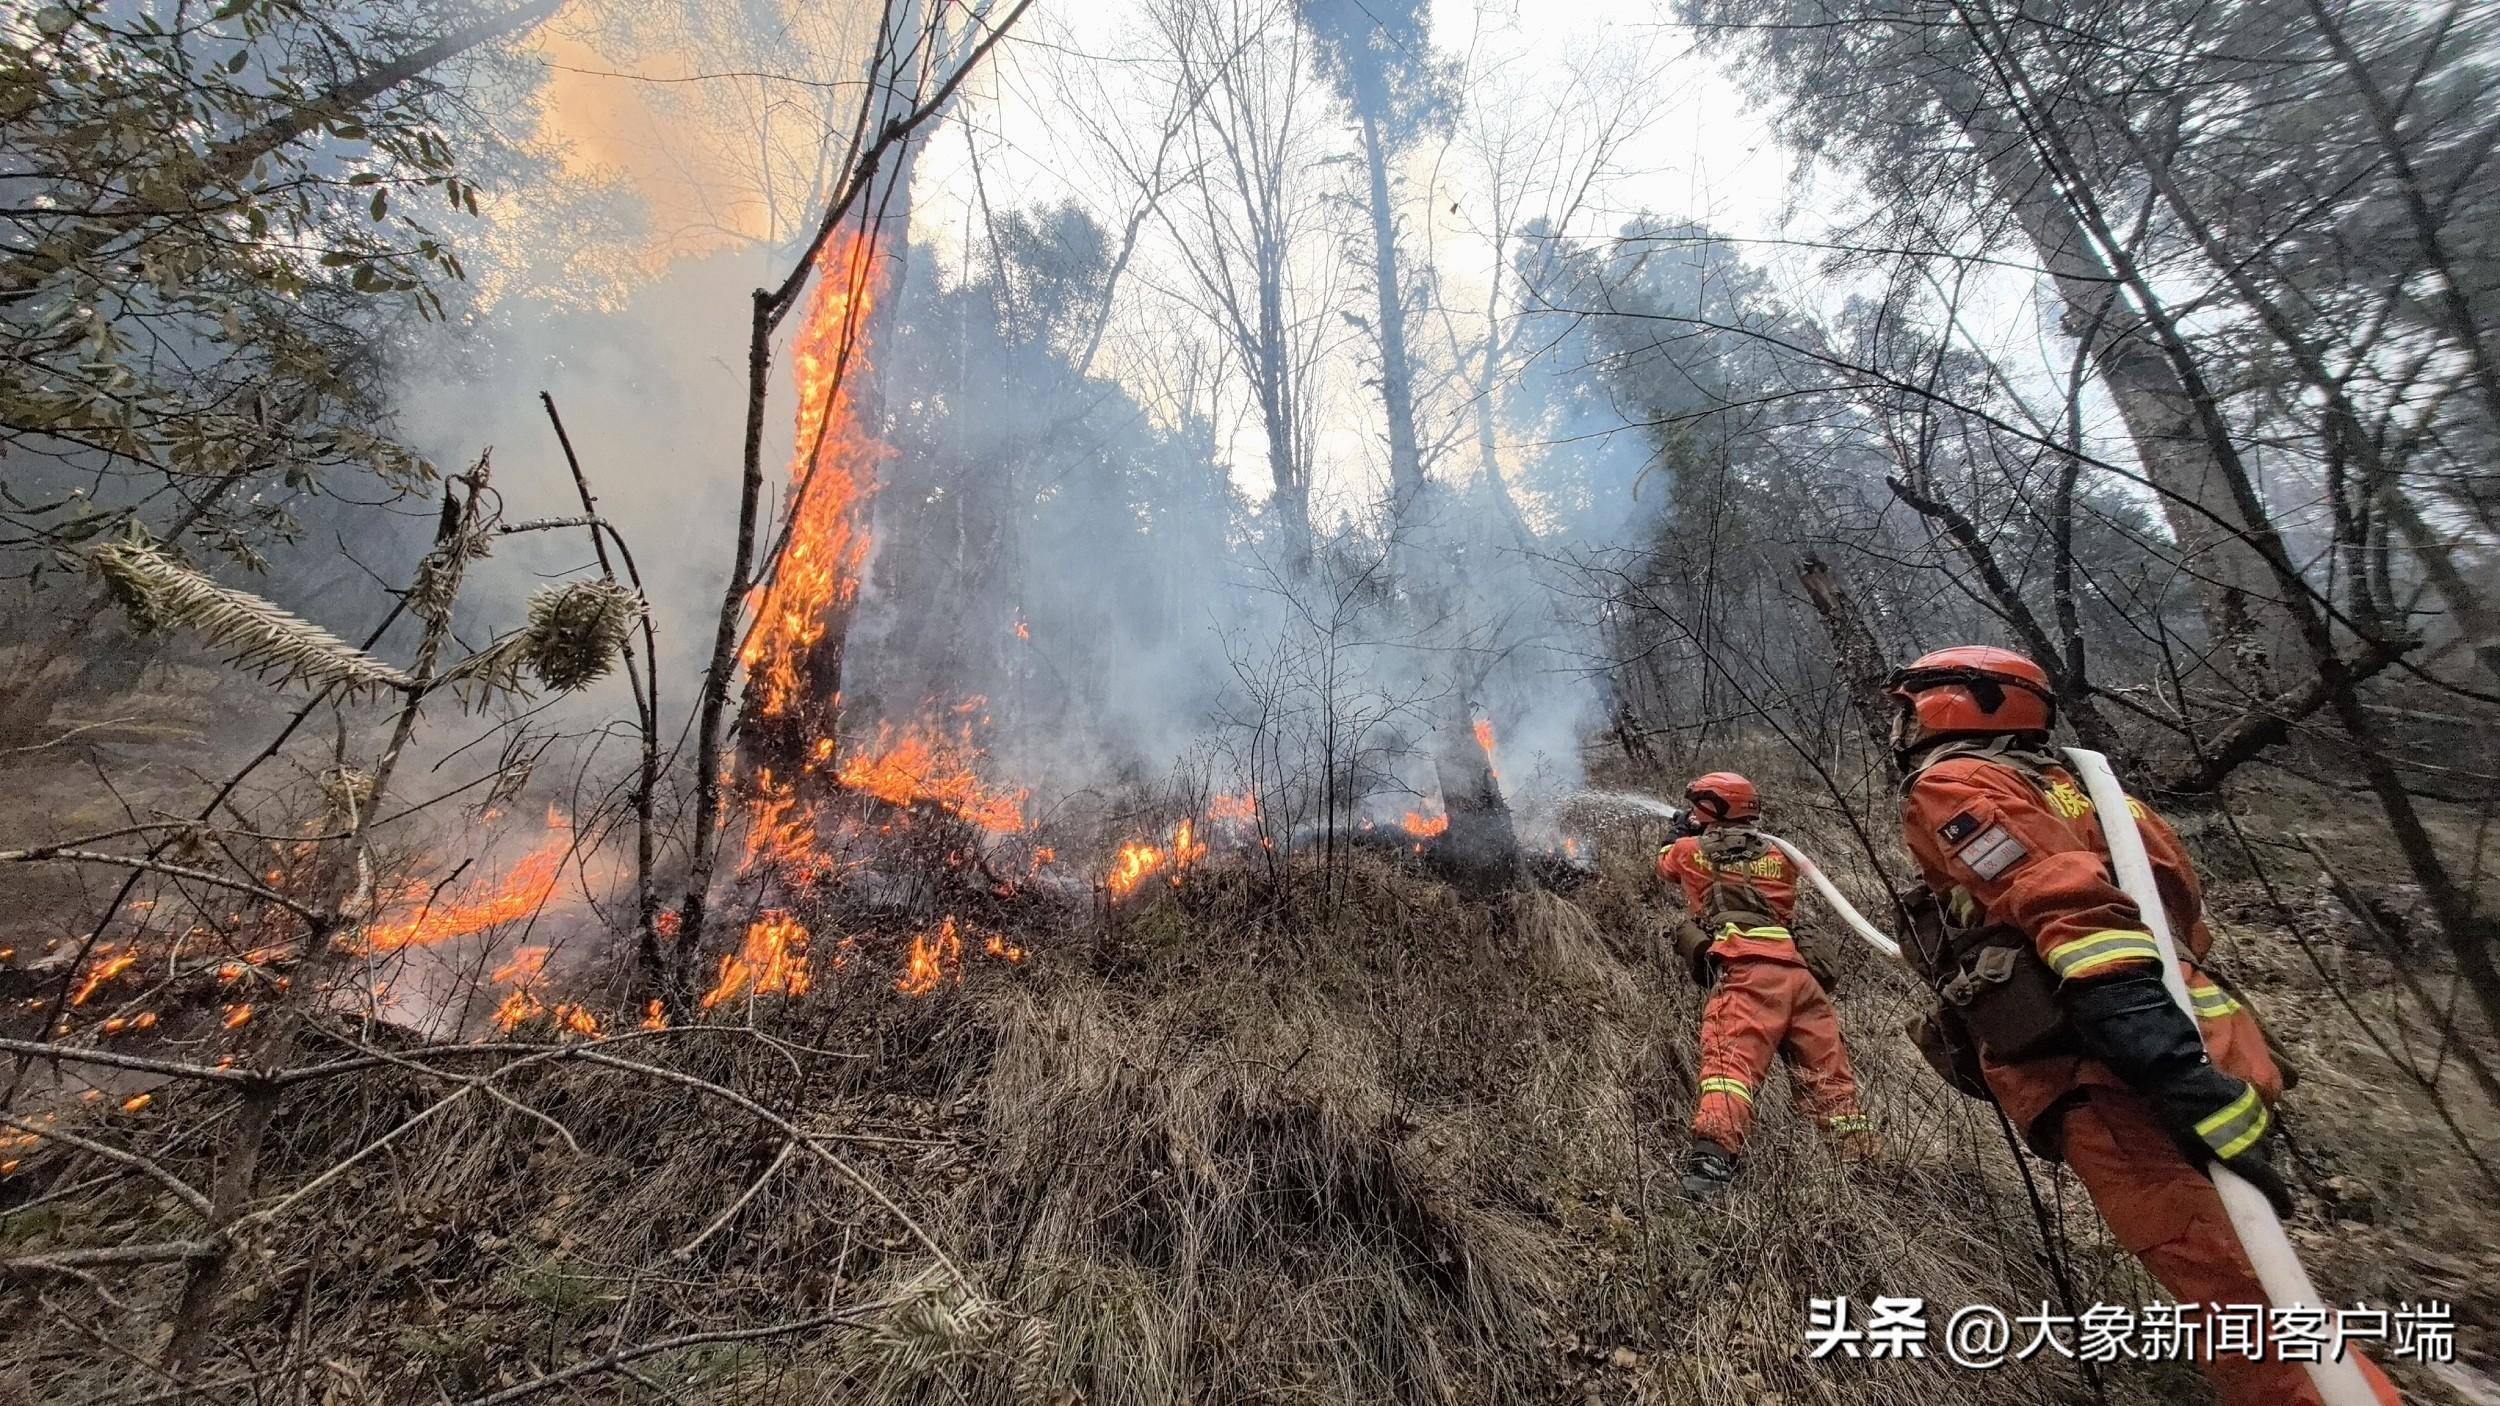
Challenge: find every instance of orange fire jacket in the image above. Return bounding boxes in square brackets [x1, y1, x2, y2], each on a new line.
[1900, 747, 2283, 1139]
[1658, 831, 1806, 968]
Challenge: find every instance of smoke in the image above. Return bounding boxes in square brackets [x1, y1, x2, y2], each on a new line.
[380, 12, 1654, 866]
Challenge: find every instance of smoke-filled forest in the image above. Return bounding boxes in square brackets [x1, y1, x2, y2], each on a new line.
[1, 0, 2495, 1401]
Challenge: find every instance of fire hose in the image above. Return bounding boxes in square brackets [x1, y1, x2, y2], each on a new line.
[2063, 746, 2378, 1406]
[1756, 832, 1902, 962]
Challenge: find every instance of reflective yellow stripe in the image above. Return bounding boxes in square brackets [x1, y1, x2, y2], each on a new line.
[2045, 930, 2162, 979]
[1699, 1077, 1754, 1104]
[2190, 983, 2244, 1019]
[2195, 1086, 2270, 1161]
[1715, 924, 1792, 943]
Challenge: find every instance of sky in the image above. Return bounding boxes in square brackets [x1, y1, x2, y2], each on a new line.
[499, 0, 1897, 511]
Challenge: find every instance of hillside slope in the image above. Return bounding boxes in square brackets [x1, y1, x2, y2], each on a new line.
[1, 746, 2492, 1406]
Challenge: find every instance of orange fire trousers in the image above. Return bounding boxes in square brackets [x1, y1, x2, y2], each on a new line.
[1691, 956, 1869, 1154]
[2057, 1089, 2402, 1406]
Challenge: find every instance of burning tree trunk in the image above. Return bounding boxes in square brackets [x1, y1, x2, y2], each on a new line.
[673, 0, 1038, 997]
[733, 234, 886, 785]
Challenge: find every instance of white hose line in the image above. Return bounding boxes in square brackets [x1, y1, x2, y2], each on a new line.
[2062, 747, 2378, 1406]
[1759, 833, 1902, 962]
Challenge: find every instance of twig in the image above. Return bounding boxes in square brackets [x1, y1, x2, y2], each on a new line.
[0, 1114, 214, 1218]
[450, 1298, 901, 1406]
[0, 1239, 220, 1276]
[0, 848, 321, 923]
[0, 1037, 253, 1086]
[306, 1027, 583, 1154]
[671, 1139, 797, 1259]
[566, 1048, 968, 1289]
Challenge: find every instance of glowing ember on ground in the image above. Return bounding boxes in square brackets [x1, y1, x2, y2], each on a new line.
[120, 1094, 151, 1114]
[221, 1004, 253, 1030]
[704, 911, 812, 1009]
[363, 811, 574, 953]
[70, 949, 136, 1005]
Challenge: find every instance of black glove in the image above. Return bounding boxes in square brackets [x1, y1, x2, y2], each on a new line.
[1668, 807, 1703, 841]
[2067, 972, 2295, 1217]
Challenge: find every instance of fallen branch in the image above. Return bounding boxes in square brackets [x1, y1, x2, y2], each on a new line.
[0, 1239, 220, 1277]
[0, 848, 321, 924]
[451, 1297, 901, 1406]
[567, 1048, 968, 1290]
[672, 1139, 797, 1259]
[0, 1115, 214, 1219]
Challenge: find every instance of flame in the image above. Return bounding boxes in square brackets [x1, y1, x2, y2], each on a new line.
[897, 916, 965, 996]
[984, 933, 1026, 964]
[491, 988, 603, 1037]
[1474, 717, 1497, 758]
[364, 811, 573, 953]
[1106, 817, 1212, 898]
[740, 232, 886, 722]
[833, 720, 1026, 833]
[1401, 810, 1451, 838]
[640, 999, 668, 1031]
[222, 1004, 253, 1030]
[120, 1093, 152, 1114]
[1107, 840, 1166, 897]
[490, 946, 550, 988]
[1013, 617, 1031, 641]
[1207, 792, 1259, 828]
[703, 911, 812, 1009]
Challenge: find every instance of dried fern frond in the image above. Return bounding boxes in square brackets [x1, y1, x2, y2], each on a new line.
[870, 1272, 994, 1375]
[92, 539, 416, 696]
[434, 580, 643, 701]
[438, 630, 531, 699]
[407, 525, 496, 625]
[1002, 1313, 1056, 1404]
[521, 579, 643, 692]
[319, 765, 375, 820]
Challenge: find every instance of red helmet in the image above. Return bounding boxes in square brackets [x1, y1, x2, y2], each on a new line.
[1886, 646, 2057, 747]
[1685, 771, 1758, 824]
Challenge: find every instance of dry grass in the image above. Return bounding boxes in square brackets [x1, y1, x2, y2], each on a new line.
[1, 749, 2494, 1404]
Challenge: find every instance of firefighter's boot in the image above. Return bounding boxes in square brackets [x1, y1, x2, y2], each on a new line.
[1681, 1138, 1738, 1198]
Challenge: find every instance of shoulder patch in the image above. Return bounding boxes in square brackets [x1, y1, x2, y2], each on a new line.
[1936, 810, 1982, 845]
[1956, 825, 2030, 882]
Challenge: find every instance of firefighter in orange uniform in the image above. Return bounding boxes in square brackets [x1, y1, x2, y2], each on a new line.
[1887, 646, 2400, 1406]
[1660, 771, 1875, 1197]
